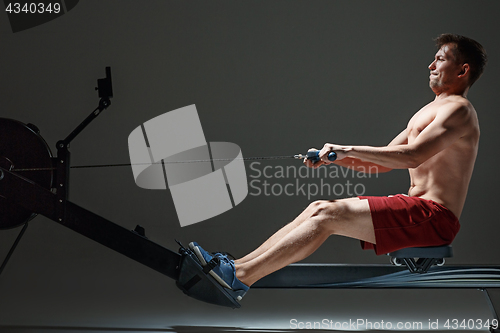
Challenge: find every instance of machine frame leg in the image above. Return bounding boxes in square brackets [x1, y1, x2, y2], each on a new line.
[0, 222, 29, 277]
[480, 288, 500, 333]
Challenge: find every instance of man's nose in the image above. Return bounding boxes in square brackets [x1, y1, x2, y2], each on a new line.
[428, 60, 436, 70]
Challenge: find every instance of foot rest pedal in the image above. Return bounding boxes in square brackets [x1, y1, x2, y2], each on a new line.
[176, 247, 241, 308]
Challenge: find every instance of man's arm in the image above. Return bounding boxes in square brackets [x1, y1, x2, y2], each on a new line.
[387, 128, 409, 146]
[322, 102, 472, 169]
[309, 129, 408, 173]
[332, 156, 393, 174]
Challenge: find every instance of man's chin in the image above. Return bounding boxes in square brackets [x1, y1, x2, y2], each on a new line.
[429, 82, 442, 94]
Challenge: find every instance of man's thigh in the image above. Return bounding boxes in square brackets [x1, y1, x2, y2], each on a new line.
[318, 197, 375, 244]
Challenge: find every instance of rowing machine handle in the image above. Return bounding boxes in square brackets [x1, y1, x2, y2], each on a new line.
[306, 150, 337, 163]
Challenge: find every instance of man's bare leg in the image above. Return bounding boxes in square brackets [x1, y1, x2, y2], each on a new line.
[234, 203, 320, 265]
[235, 198, 375, 286]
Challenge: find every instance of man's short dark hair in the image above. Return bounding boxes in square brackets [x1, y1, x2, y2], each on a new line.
[434, 33, 488, 86]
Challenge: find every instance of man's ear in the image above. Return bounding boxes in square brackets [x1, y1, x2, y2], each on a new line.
[458, 63, 470, 78]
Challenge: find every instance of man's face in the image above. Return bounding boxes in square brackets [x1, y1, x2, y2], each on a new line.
[428, 44, 463, 92]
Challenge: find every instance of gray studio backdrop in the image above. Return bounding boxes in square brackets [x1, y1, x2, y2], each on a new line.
[1, 1, 499, 332]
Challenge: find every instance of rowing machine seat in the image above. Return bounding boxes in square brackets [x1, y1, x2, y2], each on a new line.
[388, 245, 453, 273]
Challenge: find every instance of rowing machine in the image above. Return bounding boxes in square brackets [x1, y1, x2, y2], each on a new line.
[0, 70, 499, 331]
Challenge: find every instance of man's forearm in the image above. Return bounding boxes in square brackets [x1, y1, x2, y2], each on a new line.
[334, 157, 392, 173]
[344, 145, 417, 169]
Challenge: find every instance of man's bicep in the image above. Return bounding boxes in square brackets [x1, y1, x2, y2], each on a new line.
[388, 128, 408, 146]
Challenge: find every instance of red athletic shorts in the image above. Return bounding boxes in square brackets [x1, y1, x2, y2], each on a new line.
[358, 194, 460, 255]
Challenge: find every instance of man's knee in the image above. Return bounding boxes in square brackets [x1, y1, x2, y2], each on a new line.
[308, 200, 346, 216]
[304, 198, 372, 239]
[306, 200, 349, 232]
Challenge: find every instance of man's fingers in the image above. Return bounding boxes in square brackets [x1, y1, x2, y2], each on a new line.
[319, 148, 333, 163]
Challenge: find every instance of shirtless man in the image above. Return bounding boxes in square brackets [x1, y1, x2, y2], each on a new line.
[190, 34, 487, 300]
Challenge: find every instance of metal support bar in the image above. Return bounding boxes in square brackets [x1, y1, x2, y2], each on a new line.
[63, 67, 113, 146]
[402, 258, 418, 273]
[0, 167, 181, 280]
[0, 222, 29, 277]
[54, 142, 70, 204]
[400, 257, 440, 273]
[63, 103, 109, 145]
[253, 263, 500, 289]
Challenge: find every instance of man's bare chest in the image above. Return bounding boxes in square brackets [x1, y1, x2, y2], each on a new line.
[407, 106, 438, 141]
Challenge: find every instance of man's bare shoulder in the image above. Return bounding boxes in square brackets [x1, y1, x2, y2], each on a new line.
[435, 97, 480, 144]
[407, 96, 478, 144]
[433, 96, 477, 127]
[410, 96, 472, 121]
[436, 96, 474, 115]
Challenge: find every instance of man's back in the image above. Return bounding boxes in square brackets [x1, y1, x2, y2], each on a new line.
[407, 95, 480, 218]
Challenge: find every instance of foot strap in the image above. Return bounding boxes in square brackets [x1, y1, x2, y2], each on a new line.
[202, 256, 220, 274]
